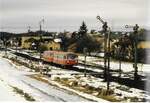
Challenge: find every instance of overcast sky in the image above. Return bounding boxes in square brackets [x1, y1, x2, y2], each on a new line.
[0, 0, 149, 33]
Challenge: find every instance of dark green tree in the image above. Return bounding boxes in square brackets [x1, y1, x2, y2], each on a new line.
[76, 35, 102, 54]
[78, 21, 88, 38]
[58, 32, 70, 51]
[76, 21, 101, 53]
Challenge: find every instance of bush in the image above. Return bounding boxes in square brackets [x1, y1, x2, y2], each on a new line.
[98, 89, 114, 96]
[69, 81, 78, 87]
[130, 97, 139, 102]
[24, 93, 35, 101]
[39, 44, 48, 52]
[13, 87, 24, 94]
[85, 85, 95, 91]
[54, 77, 60, 81]
[12, 86, 35, 101]
[100, 95, 121, 102]
[62, 78, 69, 81]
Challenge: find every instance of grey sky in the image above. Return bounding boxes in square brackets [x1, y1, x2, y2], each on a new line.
[0, 0, 149, 33]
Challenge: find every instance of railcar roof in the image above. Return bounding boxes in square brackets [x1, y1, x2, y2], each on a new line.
[44, 50, 77, 55]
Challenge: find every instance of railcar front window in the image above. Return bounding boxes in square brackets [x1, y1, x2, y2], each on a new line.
[67, 54, 78, 59]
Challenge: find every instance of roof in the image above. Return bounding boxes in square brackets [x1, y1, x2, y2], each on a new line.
[54, 38, 62, 43]
[44, 50, 76, 55]
[138, 41, 150, 49]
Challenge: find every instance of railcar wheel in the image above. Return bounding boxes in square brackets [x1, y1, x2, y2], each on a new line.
[62, 65, 66, 69]
[66, 65, 73, 69]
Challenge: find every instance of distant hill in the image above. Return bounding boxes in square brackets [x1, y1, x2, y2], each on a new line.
[0, 31, 56, 40]
[0, 32, 15, 40]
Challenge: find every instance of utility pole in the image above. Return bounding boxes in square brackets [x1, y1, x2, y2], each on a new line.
[107, 27, 111, 91]
[118, 47, 122, 78]
[118, 37, 123, 78]
[133, 24, 139, 81]
[28, 26, 31, 33]
[97, 16, 108, 80]
[4, 38, 7, 56]
[83, 47, 87, 77]
[97, 16, 111, 92]
[15, 38, 18, 59]
[39, 19, 44, 59]
[125, 24, 139, 81]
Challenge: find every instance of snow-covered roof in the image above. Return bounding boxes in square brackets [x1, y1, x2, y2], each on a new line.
[54, 38, 62, 43]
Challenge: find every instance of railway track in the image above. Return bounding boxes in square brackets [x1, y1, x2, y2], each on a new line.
[7, 49, 146, 90]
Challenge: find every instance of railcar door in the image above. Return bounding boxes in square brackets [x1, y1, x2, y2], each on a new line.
[53, 53, 58, 64]
[48, 51, 54, 62]
[43, 51, 49, 61]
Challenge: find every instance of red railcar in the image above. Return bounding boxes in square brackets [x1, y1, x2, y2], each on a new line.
[42, 51, 54, 62]
[42, 51, 78, 66]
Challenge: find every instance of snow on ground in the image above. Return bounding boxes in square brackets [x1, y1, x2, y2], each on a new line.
[50, 72, 150, 101]
[1, 50, 150, 102]
[0, 79, 25, 101]
[0, 56, 91, 102]
[0, 51, 110, 102]
[22, 76, 90, 102]
[74, 65, 103, 73]
[79, 55, 150, 73]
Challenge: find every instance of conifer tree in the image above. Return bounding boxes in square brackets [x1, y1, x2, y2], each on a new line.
[78, 21, 88, 38]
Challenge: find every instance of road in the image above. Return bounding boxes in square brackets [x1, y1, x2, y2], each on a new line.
[0, 57, 90, 102]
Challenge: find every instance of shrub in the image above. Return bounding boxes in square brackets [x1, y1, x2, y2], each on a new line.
[100, 95, 121, 102]
[130, 97, 139, 102]
[12, 86, 35, 101]
[54, 77, 60, 81]
[69, 81, 78, 87]
[24, 93, 35, 101]
[98, 89, 114, 96]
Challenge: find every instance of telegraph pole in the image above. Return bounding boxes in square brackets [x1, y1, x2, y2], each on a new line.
[107, 27, 111, 91]
[15, 38, 18, 59]
[39, 19, 44, 59]
[133, 24, 139, 81]
[97, 16, 108, 81]
[118, 37, 123, 78]
[83, 48, 87, 77]
[28, 26, 31, 33]
[97, 16, 110, 92]
[97, 16, 108, 80]
[125, 24, 139, 81]
[4, 38, 7, 56]
[119, 47, 122, 78]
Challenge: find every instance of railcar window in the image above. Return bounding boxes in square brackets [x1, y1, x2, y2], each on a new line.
[49, 52, 54, 56]
[54, 54, 57, 58]
[44, 52, 49, 56]
[67, 54, 78, 59]
[54, 53, 64, 59]
[64, 56, 67, 59]
[59, 54, 64, 59]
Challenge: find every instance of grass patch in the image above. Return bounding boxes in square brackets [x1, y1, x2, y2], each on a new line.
[29, 74, 140, 102]
[29, 74, 49, 83]
[8, 57, 40, 72]
[54, 77, 61, 82]
[99, 95, 121, 102]
[29, 74, 123, 102]
[53, 77, 120, 102]
[11, 86, 35, 101]
[123, 96, 146, 102]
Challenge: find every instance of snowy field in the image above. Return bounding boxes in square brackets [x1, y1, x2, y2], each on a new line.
[0, 79, 25, 101]
[0, 56, 91, 102]
[10, 49, 150, 74]
[1, 50, 150, 102]
[78, 55, 150, 73]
